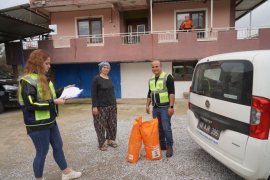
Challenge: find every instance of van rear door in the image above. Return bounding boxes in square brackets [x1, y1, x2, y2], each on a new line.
[189, 60, 253, 162]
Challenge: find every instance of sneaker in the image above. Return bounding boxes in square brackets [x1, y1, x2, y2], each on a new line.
[166, 146, 173, 158]
[62, 170, 82, 180]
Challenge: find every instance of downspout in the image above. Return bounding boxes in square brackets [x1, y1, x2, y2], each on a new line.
[150, 0, 153, 60]
[210, 0, 213, 30]
[20, 40, 25, 67]
[249, 11, 252, 37]
[150, 0, 153, 33]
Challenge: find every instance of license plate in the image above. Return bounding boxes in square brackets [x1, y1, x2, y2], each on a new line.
[197, 117, 221, 140]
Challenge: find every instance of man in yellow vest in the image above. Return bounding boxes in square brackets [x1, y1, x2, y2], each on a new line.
[146, 60, 175, 157]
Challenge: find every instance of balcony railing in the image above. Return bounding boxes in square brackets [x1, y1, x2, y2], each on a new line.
[155, 31, 178, 43]
[122, 34, 141, 44]
[22, 26, 267, 49]
[236, 27, 259, 39]
[53, 36, 74, 48]
[196, 29, 218, 41]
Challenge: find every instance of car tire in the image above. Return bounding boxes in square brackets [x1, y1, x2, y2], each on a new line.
[0, 100, 4, 113]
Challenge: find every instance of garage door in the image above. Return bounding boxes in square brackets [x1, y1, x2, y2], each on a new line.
[53, 63, 121, 98]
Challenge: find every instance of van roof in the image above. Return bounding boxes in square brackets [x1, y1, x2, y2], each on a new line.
[199, 50, 270, 63]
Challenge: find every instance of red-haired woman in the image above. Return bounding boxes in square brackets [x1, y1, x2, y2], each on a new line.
[18, 49, 81, 180]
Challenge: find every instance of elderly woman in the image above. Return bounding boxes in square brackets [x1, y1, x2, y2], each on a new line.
[91, 62, 118, 151]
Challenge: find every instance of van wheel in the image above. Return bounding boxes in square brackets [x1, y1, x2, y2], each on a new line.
[0, 100, 4, 113]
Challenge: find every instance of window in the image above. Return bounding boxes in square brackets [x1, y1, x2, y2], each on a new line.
[125, 25, 140, 44]
[192, 61, 253, 105]
[176, 11, 205, 38]
[77, 18, 103, 44]
[176, 11, 205, 30]
[172, 61, 197, 81]
[137, 24, 145, 34]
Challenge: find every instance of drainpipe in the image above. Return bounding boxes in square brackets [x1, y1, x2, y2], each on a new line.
[249, 11, 252, 37]
[20, 40, 25, 67]
[210, 0, 213, 30]
[150, 0, 153, 33]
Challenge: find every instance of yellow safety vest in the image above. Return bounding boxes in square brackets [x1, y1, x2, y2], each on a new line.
[149, 72, 169, 107]
[18, 74, 56, 122]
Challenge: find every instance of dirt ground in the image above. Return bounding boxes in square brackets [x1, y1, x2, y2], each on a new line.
[0, 98, 243, 180]
[0, 99, 190, 180]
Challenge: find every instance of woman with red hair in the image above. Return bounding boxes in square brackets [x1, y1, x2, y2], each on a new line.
[18, 49, 82, 180]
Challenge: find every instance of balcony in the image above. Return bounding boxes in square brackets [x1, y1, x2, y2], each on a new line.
[30, 27, 270, 64]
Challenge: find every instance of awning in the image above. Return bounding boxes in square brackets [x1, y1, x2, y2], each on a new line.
[0, 6, 51, 43]
[235, 0, 267, 20]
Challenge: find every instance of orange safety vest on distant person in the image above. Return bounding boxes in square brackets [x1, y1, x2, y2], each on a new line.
[180, 19, 193, 30]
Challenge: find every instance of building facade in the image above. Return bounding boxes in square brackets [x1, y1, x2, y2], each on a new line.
[5, 0, 270, 98]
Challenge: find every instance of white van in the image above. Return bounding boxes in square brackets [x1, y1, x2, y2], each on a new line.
[187, 50, 270, 180]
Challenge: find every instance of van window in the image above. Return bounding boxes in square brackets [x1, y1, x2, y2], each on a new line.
[192, 60, 253, 106]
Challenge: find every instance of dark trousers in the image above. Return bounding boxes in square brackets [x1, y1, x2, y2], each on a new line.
[152, 107, 174, 147]
[93, 105, 117, 147]
[29, 124, 68, 178]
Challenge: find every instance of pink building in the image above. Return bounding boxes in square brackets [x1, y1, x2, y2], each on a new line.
[5, 0, 270, 98]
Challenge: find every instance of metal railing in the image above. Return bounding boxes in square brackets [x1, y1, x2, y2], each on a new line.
[22, 26, 268, 49]
[156, 31, 178, 43]
[53, 36, 74, 48]
[83, 35, 104, 46]
[236, 27, 259, 39]
[196, 29, 218, 40]
[122, 34, 141, 44]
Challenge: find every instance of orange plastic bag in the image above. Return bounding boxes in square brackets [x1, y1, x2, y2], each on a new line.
[127, 116, 142, 163]
[140, 118, 162, 160]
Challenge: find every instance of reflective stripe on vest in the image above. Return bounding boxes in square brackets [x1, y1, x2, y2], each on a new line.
[149, 72, 169, 107]
[18, 74, 57, 121]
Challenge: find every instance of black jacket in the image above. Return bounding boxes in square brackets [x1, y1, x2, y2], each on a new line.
[20, 79, 63, 133]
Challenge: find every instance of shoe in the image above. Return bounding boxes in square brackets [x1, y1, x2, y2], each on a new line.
[99, 144, 108, 151]
[62, 170, 82, 180]
[166, 146, 173, 158]
[107, 141, 118, 148]
[160, 144, 167, 151]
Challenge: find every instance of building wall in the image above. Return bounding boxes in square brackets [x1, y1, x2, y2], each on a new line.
[38, 28, 270, 64]
[213, 0, 231, 27]
[152, 0, 232, 31]
[50, 8, 120, 39]
[121, 62, 152, 98]
[49, 0, 232, 38]
[121, 62, 190, 98]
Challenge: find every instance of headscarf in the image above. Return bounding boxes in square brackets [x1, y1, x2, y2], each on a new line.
[98, 61, 110, 72]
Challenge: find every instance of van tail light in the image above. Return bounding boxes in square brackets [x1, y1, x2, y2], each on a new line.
[188, 86, 191, 109]
[249, 96, 270, 140]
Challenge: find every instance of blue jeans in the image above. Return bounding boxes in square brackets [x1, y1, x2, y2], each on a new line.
[152, 107, 174, 147]
[29, 124, 68, 178]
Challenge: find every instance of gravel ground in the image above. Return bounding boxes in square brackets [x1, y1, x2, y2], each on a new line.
[0, 99, 243, 180]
